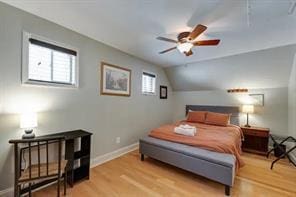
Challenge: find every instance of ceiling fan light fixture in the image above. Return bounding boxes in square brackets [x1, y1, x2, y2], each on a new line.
[157, 24, 220, 56]
[177, 42, 193, 53]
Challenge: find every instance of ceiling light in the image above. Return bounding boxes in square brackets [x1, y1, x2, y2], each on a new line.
[177, 42, 193, 53]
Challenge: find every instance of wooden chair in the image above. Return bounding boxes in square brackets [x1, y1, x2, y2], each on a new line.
[9, 136, 68, 197]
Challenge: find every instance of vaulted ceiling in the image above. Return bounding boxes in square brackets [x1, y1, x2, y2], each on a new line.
[2, 0, 296, 67]
[165, 45, 296, 91]
[2, 0, 296, 91]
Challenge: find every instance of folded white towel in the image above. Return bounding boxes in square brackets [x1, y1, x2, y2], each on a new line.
[174, 126, 196, 136]
[179, 124, 195, 129]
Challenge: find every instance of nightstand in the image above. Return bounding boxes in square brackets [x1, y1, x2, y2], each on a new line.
[241, 126, 270, 155]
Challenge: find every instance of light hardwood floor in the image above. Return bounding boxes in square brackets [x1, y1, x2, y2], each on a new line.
[34, 150, 296, 196]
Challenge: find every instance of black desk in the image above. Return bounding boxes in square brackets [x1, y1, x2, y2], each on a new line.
[41, 130, 92, 186]
[9, 129, 92, 191]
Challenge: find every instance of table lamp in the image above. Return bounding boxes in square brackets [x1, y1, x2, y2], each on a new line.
[20, 112, 38, 139]
[242, 104, 254, 127]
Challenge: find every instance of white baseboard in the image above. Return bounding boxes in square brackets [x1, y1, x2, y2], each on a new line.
[0, 142, 139, 196]
[91, 142, 139, 168]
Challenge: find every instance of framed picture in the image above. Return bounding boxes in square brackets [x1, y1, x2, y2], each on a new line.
[249, 94, 264, 106]
[160, 85, 167, 99]
[100, 62, 131, 96]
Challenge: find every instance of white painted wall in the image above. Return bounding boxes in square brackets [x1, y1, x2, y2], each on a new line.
[288, 54, 296, 162]
[288, 54, 296, 138]
[0, 2, 173, 191]
[172, 88, 288, 136]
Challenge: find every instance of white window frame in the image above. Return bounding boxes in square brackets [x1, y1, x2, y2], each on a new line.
[142, 70, 157, 95]
[22, 31, 79, 88]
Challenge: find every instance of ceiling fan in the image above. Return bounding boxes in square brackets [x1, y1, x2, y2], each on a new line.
[157, 24, 220, 56]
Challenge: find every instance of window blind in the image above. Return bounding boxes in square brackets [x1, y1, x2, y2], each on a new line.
[142, 72, 156, 94]
[29, 38, 77, 56]
[28, 39, 76, 85]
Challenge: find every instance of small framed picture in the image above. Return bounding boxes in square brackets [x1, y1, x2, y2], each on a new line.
[249, 94, 264, 106]
[160, 85, 168, 99]
[100, 62, 131, 97]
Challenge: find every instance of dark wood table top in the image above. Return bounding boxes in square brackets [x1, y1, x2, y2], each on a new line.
[9, 130, 92, 144]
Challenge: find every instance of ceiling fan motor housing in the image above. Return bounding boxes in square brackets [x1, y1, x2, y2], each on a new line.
[178, 32, 190, 42]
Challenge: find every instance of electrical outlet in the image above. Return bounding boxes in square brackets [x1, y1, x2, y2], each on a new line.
[116, 137, 120, 144]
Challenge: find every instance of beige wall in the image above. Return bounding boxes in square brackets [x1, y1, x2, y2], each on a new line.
[0, 2, 173, 190]
[172, 88, 289, 136]
[288, 54, 296, 137]
[288, 54, 296, 162]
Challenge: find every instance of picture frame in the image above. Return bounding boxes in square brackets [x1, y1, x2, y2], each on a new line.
[160, 85, 168, 99]
[100, 62, 131, 97]
[249, 94, 264, 106]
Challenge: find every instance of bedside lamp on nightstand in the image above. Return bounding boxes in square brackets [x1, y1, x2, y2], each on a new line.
[20, 112, 38, 139]
[242, 104, 254, 127]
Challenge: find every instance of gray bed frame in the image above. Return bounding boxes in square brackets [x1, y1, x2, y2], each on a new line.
[139, 105, 240, 196]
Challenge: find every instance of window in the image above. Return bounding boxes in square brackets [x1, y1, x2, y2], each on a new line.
[22, 32, 78, 87]
[142, 71, 156, 95]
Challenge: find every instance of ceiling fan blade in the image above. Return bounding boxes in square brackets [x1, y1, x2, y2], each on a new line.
[188, 24, 207, 40]
[156, 37, 178, 43]
[193, 39, 220, 46]
[159, 47, 177, 54]
[184, 50, 193, 56]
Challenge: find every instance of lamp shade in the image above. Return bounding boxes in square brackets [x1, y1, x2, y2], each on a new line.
[242, 105, 254, 114]
[20, 112, 38, 129]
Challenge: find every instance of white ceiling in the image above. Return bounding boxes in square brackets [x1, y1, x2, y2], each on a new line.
[165, 45, 296, 91]
[2, 0, 296, 67]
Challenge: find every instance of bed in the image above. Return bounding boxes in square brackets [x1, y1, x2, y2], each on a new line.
[139, 105, 241, 196]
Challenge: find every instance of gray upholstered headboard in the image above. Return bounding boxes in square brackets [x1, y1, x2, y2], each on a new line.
[185, 105, 240, 126]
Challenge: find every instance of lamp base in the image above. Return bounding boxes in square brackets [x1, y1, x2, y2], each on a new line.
[22, 129, 35, 139]
[244, 113, 251, 128]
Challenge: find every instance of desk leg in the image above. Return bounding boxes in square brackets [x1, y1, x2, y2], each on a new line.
[70, 162, 74, 187]
[65, 139, 74, 187]
[14, 144, 19, 197]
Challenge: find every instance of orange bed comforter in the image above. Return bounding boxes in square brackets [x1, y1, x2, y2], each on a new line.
[149, 121, 244, 169]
